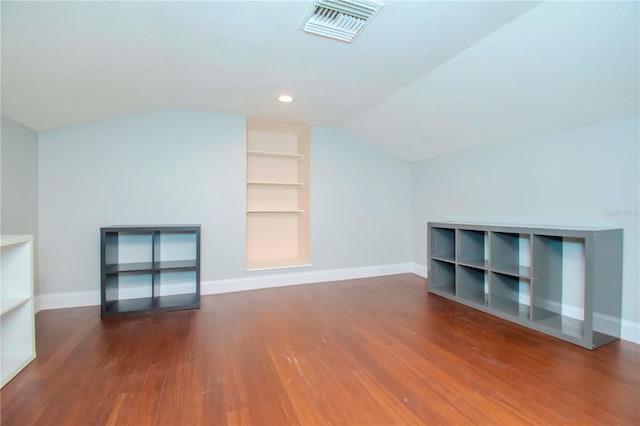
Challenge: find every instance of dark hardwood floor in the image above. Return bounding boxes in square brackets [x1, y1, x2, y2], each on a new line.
[1, 273, 638, 425]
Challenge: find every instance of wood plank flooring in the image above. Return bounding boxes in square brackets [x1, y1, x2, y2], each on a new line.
[1, 274, 638, 425]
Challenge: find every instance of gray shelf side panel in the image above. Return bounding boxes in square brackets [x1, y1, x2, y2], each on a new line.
[103, 233, 119, 305]
[531, 235, 563, 318]
[458, 230, 486, 265]
[590, 229, 623, 341]
[152, 231, 161, 298]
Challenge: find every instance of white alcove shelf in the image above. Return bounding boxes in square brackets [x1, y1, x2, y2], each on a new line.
[246, 118, 311, 271]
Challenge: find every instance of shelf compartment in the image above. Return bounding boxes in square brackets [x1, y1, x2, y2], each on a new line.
[490, 232, 531, 278]
[154, 270, 197, 297]
[1, 240, 32, 304]
[457, 265, 488, 307]
[490, 272, 530, 321]
[247, 214, 303, 264]
[247, 156, 299, 183]
[103, 297, 154, 315]
[104, 232, 153, 268]
[430, 227, 455, 262]
[156, 231, 197, 263]
[457, 229, 488, 269]
[532, 307, 584, 340]
[154, 293, 200, 310]
[117, 274, 153, 300]
[1, 302, 35, 387]
[247, 184, 301, 212]
[247, 150, 304, 160]
[429, 259, 456, 296]
[531, 235, 585, 339]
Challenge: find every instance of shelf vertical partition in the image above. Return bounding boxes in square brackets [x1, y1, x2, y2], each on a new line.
[246, 118, 311, 271]
[427, 222, 623, 349]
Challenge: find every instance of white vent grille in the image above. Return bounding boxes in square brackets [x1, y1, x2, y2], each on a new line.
[300, 0, 385, 43]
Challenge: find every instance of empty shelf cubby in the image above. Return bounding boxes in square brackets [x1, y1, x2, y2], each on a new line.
[430, 227, 455, 262]
[531, 235, 585, 340]
[457, 229, 487, 269]
[490, 272, 530, 321]
[457, 265, 487, 307]
[490, 232, 531, 279]
[429, 259, 456, 296]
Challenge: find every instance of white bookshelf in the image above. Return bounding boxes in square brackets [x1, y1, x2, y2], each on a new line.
[1, 234, 36, 387]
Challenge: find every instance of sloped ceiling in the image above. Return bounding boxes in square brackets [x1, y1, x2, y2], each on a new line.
[1, 1, 638, 161]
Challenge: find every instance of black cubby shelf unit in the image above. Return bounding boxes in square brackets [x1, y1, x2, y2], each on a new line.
[427, 222, 623, 350]
[100, 225, 201, 318]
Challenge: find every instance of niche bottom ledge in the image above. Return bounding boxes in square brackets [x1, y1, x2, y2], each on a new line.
[246, 258, 312, 272]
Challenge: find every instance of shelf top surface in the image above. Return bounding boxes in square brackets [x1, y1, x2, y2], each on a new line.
[1, 234, 34, 247]
[428, 221, 622, 233]
[102, 225, 200, 232]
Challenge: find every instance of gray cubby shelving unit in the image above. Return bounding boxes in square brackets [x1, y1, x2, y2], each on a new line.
[100, 225, 201, 317]
[428, 222, 623, 349]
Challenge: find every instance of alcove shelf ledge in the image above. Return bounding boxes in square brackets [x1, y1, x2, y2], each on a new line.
[247, 150, 304, 160]
[247, 181, 304, 187]
[246, 209, 305, 214]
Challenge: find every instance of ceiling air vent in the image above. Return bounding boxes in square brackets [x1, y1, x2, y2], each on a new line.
[299, 0, 385, 43]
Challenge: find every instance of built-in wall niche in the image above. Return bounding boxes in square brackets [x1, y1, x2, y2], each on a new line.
[246, 118, 310, 271]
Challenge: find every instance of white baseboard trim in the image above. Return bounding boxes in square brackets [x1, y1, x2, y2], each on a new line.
[598, 314, 640, 344]
[35, 263, 415, 312]
[621, 318, 640, 344]
[411, 262, 639, 344]
[201, 262, 414, 295]
[33, 263, 640, 345]
[36, 290, 100, 313]
[411, 263, 428, 278]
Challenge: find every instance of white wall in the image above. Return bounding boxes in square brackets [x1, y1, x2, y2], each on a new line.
[37, 110, 412, 298]
[412, 116, 639, 332]
[1, 116, 38, 236]
[38, 110, 246, 296]
[1, 115, 39, 292]
[311, 126, 411, 269]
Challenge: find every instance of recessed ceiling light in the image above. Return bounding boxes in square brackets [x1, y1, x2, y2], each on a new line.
[278, 95, 294, 103]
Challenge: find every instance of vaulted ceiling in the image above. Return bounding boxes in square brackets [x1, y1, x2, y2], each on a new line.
[1, 1, 638, 161]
